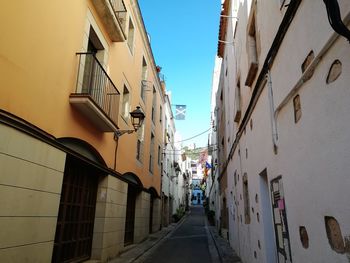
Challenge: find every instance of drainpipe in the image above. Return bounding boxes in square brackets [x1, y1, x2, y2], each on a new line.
[267, 71, 278, 154]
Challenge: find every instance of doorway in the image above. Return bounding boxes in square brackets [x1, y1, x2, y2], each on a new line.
[52, 156, 99, 263]
[124, 185, 137, 246]
[149, 196, 154, 234]
[259, 169, 277, 263]
[270, 176, 292, 263]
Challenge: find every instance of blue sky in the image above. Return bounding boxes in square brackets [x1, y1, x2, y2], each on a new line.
[138, 0, 221, 148]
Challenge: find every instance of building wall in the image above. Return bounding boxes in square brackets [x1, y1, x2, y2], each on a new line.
[92, 175, 128, 261]
[0, 0, 162, 194]
[161, 92, 179, 223]
[134, 191, 151, 243]
[0, 124, 66, 263]
[0, 1, 166, 260]
[217, 0, 350, 262]
[152, 198, 162, 233]
[207, 56, 222, 228]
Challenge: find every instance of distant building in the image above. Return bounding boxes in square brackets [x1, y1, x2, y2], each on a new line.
[191, 179, 203, 205]
[189, 160, 205, 205]
[206, 56, 222, 227]
[161, 89, 177, 226]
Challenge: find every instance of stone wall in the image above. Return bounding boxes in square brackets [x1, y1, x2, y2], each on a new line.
[92, 175, 128, 261]
[134, 191, 150, 243]
[152, 198, 161, 233]
[0, 124, 66, 262]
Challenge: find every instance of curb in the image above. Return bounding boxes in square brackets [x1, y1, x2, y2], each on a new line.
[206, 218, 223, 263]
[207, 223, 242, 263]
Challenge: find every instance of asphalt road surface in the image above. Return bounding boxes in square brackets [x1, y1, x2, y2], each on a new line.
[141, 206, 217, 263]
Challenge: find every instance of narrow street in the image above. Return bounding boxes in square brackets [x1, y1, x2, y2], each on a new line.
[141, 206, 217, 263]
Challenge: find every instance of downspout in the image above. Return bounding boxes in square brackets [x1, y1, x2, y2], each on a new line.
[267, 71, 278, 154]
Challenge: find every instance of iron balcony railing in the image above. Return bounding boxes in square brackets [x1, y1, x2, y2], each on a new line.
[109, 0, 127, 36]
[75, 52, 120, 126]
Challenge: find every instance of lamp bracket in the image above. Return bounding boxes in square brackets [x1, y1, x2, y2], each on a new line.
[114, 129, 135, 139]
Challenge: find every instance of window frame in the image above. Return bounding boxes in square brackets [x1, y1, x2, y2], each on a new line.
[127, 18, 135, 54]
[121, 85, 130, 121]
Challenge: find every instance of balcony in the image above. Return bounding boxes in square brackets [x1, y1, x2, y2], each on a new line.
[70, 52, 120, 132]
[91, 0, 127, 42]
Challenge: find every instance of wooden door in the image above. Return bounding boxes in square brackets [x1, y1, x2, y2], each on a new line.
[52, 156, 98, 263]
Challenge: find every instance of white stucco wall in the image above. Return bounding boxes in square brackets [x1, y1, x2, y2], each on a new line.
[216, 0, 350, 262]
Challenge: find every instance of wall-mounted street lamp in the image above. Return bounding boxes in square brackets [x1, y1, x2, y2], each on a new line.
[324, 0, 350, 43]
[115, 106, 145, 138]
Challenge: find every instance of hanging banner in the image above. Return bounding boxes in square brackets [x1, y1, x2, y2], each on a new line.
[175, 105, 186, 120]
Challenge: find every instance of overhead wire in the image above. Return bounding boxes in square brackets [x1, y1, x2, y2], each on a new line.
[162, 143, 218, 153]
[174, 128, 212, 143]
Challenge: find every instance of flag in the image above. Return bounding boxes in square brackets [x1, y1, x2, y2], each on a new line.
[175, 105, 186, 120]
[205, 161, 212, 169]
[204, 167, 208, 178]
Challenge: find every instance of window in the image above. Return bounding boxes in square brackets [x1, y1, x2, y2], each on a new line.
[293, 94, 301, 123]
[301, 50, 315, 81]
[82, 27, 105, 93]
[245, 4, 259, 86]
[325, 216, 345, 253]
[136, 125, 144, 162]
[299, 226, 309, 249]
[141, 57, 147, 101]
[151, 86, 156, 123]
[234, 77, 241, 123]
[159, 106, 162, 123]
[243, 173, 250, 224]
[326, 60, 342, 84]
[141, 57, 148, 80]
[301, 51, 314, 73]
[157, 145, 161, 166]
[136, 140, 142, 161]
[127, 18, 135, 53]
[122, 85, 130, 119]
[149, 133, 155, 173]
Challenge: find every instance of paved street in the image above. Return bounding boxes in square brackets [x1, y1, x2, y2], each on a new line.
[141, 206, 217, 263]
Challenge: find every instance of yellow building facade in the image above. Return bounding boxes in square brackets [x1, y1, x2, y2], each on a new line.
[0, 0, 164, 262]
